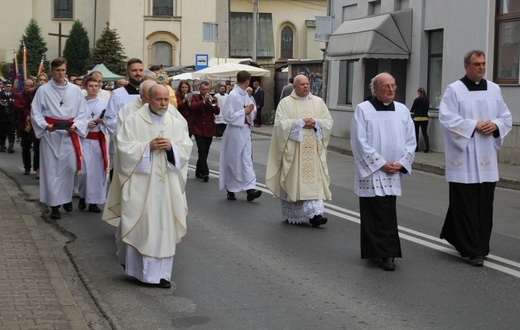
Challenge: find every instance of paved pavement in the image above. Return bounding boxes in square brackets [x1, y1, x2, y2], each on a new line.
[0, 170, 88, 329]
[0, 126, 518, 329]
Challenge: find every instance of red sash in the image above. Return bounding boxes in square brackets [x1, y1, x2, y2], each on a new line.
[45, 117, 83, 174]
[86, 131, 109, 182]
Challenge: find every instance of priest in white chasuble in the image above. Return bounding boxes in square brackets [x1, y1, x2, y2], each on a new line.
[266, 75, 333, 228]
[351, 72, 416, 272]
[104, 84, 192, 288]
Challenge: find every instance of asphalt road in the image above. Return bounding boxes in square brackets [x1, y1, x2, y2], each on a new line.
[2, 133, 520, 329]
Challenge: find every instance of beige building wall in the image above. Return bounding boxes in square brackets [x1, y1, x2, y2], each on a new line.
[0, 0, 324, 71]
[230, 0, 326, 61]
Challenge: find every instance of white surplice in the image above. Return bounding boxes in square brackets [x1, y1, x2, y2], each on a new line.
[219, 85, 257, 192]
[78, 97, 109, 204]
[439, 80, 512, 183]
[31, 80, 88, 206]
[350, 100, 416, 197]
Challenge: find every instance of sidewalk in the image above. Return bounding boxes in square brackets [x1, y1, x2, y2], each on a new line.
[0, 171, 88, 329]
[252, 125, 520, 191]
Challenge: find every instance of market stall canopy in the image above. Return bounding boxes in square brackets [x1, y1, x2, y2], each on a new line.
[192, 63, 270, 79]
[326, 9, 412, 61]
[89, 63, 124, 82]
[171, 72, 199, 80]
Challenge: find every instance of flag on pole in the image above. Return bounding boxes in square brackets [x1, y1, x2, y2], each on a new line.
[22, 43, 28, 80]
[10, 50, 19, 84]
[36, 56, 45, 76]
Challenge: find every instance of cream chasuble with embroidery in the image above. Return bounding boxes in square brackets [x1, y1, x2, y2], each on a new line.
[266, 92, 333, 202]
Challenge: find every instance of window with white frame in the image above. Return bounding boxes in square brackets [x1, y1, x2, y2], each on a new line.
[153, 0, 174, 16]
[152, 41, 173, 67]
[495, 0, 520, 83]
[427, 30, 443, 109]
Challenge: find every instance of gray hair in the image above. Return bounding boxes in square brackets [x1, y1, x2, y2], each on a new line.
[139, 80, 157, 98]
[143, 70, 156, 80]
[464, 50, 486, 64]
[369, 72, 392, 96]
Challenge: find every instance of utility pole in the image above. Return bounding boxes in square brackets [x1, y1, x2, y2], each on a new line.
[252, 0, 258, 62]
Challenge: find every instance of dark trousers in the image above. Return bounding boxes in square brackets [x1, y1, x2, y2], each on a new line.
[414, 120, 429, 151]
[254, 108, 262, 126]
[21, 131, 39, 171]
[0, 121, 15, 146]
[359, 196, 402, 259]
[215, 123, 227, 137]
[194, 135, 213, 175]
[440, 182, 495, 258]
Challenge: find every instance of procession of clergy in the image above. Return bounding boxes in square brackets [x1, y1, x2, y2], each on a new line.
[29, 49, 511, 288]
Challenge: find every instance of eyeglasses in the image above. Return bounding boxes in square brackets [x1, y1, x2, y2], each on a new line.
[378, 84, 397, 90]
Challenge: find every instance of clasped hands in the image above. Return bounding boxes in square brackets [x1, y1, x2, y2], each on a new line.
[475, 120, 497, 136]
[150, 136, 172, 151]
[303, 118, 316, 129]
[381, 162, 402, 175]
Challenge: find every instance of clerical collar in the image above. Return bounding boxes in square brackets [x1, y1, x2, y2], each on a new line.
[460, 75, 487, 91]
[124, 84, 140, 95]
[369, 97, 395, 111]
[296, 94, 310, 101]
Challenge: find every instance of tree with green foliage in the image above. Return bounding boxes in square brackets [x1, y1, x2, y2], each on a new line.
[18, 18, 49, 77]
[63, 20, 90, 75]
[88, 22, 127, 75]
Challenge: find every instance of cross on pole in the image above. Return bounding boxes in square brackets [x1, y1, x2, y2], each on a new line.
[48, 22, 70, 57]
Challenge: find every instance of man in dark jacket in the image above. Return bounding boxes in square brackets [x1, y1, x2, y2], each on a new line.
[190, 81, 220, 182]
[0, 81, 17, 153]
[253, 81, 264, 127]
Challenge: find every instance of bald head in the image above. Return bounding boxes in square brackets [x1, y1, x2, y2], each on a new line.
[293, 75, 310, 97]
[140, 80, 157, 102]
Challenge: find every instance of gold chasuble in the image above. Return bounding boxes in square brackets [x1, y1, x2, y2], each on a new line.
[266, 92, 333, 202]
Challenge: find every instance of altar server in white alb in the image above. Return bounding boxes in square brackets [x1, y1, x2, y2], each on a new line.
[77, 76, 109, 213]
[104, 58, 144, 177]
[219, 70, 262, 202]
[439, 50, 512, 267]
[350, 72, 415, 272]
[30, 57, 88, 220]
[266, 75, 333, 228]
[106, 85, 192, 289]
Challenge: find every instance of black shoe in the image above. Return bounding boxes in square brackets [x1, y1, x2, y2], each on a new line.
[469, 256, 484, 267]
[88, 204, 101, 213]
[23, 169, 30, 175]
[424, 149, 429, 153]
[7, 148, 14, 153]
[246, 189, 262, 201]
[195, 172, 203, 179]
[0, 147, 4, 152]
[309, 214, 328, 227]
[381, 258, 395, 271]
[63, 202, 73, 212]
[202, 174, 209, 182]
[78, 198, 86, 210]
[50, 206, 61, 220]
[227, 191, 236, 201]
[157, 279, 171, 289]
